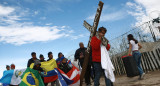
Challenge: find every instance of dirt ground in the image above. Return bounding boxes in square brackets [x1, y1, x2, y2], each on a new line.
[21, 70, 159, 86]
[92, 70, 160, 86]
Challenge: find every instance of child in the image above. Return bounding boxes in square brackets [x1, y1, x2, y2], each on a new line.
[33, 60, 48, 86]
[59, 58, 72, 73]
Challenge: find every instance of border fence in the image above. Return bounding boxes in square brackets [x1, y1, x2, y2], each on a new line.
[109, 19, 160, 76]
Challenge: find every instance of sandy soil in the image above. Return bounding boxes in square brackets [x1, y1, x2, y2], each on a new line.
[91, 70, 160, 86]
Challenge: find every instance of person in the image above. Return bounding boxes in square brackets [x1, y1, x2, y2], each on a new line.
[58, 58, 72, 73]
[47, 52, 53, 61]
[32, 60, 48, 85]
[47, 52, 60, 86]
[39, 54, 46, 62]
[91, 27, 113, 86]
[2, 65, 10, 86]
[56, 52, 64, 66]
[127, 34, 145, 80]
[33, 60, 43, 72]
[74, 42, 91, 86]
[10, 64, 15, 70]
[6, 65, 10, 70]
[5, 65, 17, 86]
[27, 52, 38, 67]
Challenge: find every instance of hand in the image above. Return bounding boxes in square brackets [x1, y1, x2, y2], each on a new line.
[80, 55, 84, 59]
[99, 36, 102, 40]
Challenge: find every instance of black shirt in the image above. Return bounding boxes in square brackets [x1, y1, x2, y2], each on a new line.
[74, 47, 87, 66]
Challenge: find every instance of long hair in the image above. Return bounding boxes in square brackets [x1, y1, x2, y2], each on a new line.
[127, 34, 138, 44]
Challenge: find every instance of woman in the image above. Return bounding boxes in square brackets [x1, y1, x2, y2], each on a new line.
[127, 34, 145, 80]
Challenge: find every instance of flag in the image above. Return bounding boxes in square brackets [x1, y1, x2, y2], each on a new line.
[30, 59, 58, 83]
[41, 59, 57, 72]
[30, 59, 57, 72]
[43, 69, 58, 83]
[19, 68, 44, 86]
[54, 68, 68, 86]
[0, 69, 26, 85]
[58, 64, 80, 86]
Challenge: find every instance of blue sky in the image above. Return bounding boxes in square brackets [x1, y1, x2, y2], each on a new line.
[0, 0, 160, 80]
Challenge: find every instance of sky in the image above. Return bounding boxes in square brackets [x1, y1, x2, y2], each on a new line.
[0, 0, 160, 80]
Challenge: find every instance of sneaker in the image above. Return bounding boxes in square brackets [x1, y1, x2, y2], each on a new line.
[140, 73, 145, 79]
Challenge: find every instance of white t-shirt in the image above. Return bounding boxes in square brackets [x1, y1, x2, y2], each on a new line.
[130, 40, 138, 51]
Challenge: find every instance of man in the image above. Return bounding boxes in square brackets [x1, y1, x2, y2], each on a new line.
[74, 42, 91, 86]
[27, 52, 38, 67]
[56, 52, 64, 64]
[58, 58, 72, 73]
[2, 65, 10, 86]
[33, 60, 43, 72]
[91, 27, 112, 86]
[47, 52, 53, 61]
[39, 54, 46, 62]
[47, 52, 60, 86]
[6, 65, 10, 70]
[36, 54, 48, 86]
[10, 64, 15, 70]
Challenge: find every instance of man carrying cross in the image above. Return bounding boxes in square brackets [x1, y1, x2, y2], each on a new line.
[91, 27, 113, 86]
[80, 1, 115, 86]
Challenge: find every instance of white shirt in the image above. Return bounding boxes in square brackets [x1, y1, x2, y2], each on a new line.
[130, 40, 138, 51]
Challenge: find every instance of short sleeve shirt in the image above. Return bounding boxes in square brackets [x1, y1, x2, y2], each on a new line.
[130, 40, 138, 51]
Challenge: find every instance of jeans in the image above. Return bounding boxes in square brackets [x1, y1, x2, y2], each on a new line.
[133, 51, 144, 75]
[93, 62, 112, 86]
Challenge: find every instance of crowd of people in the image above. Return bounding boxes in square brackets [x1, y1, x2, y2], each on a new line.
[2, 26, 145, 86]
[27, 52, 73, 86]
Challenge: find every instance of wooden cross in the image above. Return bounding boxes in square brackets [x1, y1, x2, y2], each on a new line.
[80, 1, 108, 86]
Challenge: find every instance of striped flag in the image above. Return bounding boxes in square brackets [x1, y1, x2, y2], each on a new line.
[0, 69, 26, 85]
[58, 64, 80, 86]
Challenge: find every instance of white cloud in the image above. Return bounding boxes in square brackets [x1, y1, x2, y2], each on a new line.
[126, 0, 160, 26]
[0, 5, 86, 45]
[0, 5, 25, 25]
[0, 5, 15, 16]
[126, 0, 160, 39]
[0, 5, 62, 45]
[0, 26, 67, 45]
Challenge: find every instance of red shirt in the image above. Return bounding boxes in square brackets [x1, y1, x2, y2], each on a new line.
[91, 36, 110, 62]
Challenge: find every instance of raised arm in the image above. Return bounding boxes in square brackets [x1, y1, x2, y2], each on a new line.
[128, 43, 132, 55]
